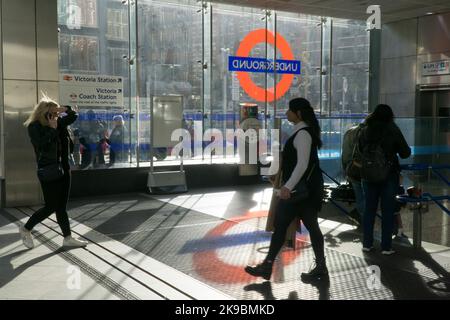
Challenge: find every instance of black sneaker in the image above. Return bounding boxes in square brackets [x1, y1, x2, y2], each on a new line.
[244, 261, 273, 280]
[301, 260, 328, 281]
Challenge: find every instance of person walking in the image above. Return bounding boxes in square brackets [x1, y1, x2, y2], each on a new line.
[20, 95, 88, 249]
[245, 97, 327, 281]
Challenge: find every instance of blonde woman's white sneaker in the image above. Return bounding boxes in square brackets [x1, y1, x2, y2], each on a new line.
[63, 236, 88, 248]
[19, 226, 34, 249]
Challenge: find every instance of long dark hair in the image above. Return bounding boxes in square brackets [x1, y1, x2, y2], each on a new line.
[365, 104, 394, 126]
[289, 97, 322, 149]
[363, 104, 395, 142]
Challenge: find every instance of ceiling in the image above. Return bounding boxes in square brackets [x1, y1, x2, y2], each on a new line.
[209, 0, 450, 23]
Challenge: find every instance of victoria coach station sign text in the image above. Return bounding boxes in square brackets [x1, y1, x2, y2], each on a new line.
[60, 73, 124, 108]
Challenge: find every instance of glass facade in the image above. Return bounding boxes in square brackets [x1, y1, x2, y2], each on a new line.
[137, 0, 203, 163]
[274, 13, 322, 115]
[58, 0, 131, 169]
[330, 18, 369, 116]
[57, 0, 370, 170]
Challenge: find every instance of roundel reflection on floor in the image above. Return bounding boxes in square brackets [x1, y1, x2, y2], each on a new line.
[179, 210, 310, 284]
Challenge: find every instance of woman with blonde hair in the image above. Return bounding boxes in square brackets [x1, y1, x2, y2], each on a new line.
[20, 95, 87, 249]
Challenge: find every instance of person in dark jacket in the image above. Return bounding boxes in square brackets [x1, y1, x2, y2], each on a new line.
[245, 98, 327, 281]
[358, 104, 411, 255]
[20, 95, 88, 249]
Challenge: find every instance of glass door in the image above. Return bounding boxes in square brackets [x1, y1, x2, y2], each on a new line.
[136, 0, 203, 166]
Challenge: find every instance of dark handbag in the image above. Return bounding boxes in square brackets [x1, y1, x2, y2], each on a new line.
[37, 163, 64, 182]
[285, 163, 316, 204]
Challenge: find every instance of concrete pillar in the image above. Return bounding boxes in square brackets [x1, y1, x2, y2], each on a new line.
[1, 0, 59, 206]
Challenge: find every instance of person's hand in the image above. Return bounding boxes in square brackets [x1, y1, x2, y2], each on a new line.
[268, 175, 276, 186]
[56, 106, 68, 113]
[279, 186, 291, 200]
[48, 113, 58, 129]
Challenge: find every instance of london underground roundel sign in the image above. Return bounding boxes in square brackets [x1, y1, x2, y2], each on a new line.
[228, 29, 301, 103]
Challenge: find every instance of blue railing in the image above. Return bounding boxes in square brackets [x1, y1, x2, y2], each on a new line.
[397, 164, 450, 216]
[323, 163, 450, 224]
[70, 113, 449, 172]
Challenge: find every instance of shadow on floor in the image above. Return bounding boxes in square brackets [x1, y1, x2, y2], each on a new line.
[0, 248, 61, 290]
[243, 276, 331, 300]
[360, 245, 450, 299]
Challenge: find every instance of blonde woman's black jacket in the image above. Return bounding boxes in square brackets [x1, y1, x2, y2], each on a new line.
[28, 106, 78, 170]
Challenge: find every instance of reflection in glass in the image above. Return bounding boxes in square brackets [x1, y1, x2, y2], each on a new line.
[57, 0, 373, 170]
[331, 19, 369, 116]
[58, 0, 131, 169]
[138, 0, 202, 163]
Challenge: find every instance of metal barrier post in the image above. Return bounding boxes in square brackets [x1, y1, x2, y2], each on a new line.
[396, 163, 449, 250]
[412, 207, 422, 249]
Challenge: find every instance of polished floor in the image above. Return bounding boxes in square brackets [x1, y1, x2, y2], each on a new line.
[0, 185, 449, 300]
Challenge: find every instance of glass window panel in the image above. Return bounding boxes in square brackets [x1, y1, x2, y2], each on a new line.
[211, 4, 266, 162]
[274, 12, 322, 115]
[137, 0, 203, 165]
[58, 0, 132, 170]
[58, 0, 97, 29]
[331, 18, 369, 116]
[57, 0, 370, 169]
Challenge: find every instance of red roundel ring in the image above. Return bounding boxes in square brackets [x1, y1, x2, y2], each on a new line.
[236, 29, 295, 103]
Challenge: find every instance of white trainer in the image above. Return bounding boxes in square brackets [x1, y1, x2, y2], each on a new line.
[63, 236, 88, 248]
[381, 249, 396, 255]
[362, 246, 374, 252]
[19, 225, 34, 249]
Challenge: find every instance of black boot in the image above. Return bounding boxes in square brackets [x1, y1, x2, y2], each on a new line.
[301, 259, 328, 282]
[244, 260, 273, 280]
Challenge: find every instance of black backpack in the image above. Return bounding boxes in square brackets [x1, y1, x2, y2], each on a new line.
[354, 130, 392, 183]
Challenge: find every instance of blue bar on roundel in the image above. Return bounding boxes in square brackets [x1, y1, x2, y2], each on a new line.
[228, 56, 301, 75]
